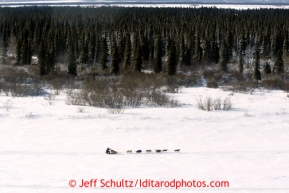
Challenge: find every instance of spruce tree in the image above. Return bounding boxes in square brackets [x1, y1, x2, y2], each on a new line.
[123, 34, 131, 69]
[133, 43, 142, 72]
[68, 43, 77, 75]
[26, 41, 32, 65]
[94, 37, 100, 63]
[0, 34, 6, 64]
[118, 37, 125, 62]
[225, 31, 234, 62]
[2, 27, 10, 65]
[283, 37, 288, 55]
[210, 40, 219, 64]
[263, 62, 272, 74]
[238, 50, 244, 73]
[219, 40, 228, 72]
[46, 51, 55, 74]
[16, 37, 21, 65]
[20, 39, 27, 65]
[110, 39, 120, 74]
[254, 46, 261, 82]
[195, 33, 202, 65]
[38, 41, 47, 76]
[183, 45, 192, 66]
[179, 36, 185, 66]
[88, 33, 96, 64]
[79, 41, 88, 64]
[100, 37, 109, 70]
[273, 50, 285, 74]
[141, 34, 150, 61]
[260, 36, 270, 58]
[166, 40, 177, 75]
[148, 24, 154, 59]
[46, 30, 56, 73]
[20, 30, 31, 65]
[153, 34, 162, 73]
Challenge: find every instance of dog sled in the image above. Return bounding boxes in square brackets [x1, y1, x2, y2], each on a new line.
[110, 150, 118, 154]
[106, 147, 118, 154]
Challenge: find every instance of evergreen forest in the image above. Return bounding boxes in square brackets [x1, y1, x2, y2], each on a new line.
[0, 6, 288, 90]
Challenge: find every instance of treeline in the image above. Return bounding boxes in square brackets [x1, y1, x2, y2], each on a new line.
[0, 6, 288, 78]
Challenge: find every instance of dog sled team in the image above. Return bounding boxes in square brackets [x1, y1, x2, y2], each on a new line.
[106, 147, 180, 154]
[127, 149, 180, 154]
[106, 147, 118, 154]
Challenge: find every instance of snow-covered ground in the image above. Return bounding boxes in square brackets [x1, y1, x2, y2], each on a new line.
[0, 87, 289, 192]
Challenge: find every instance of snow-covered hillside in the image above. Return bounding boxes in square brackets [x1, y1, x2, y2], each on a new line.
[0, 87, 288, 192]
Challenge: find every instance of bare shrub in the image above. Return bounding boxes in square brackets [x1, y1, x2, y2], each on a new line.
[77, 107, 85, 113]
[28, 81, 43, 96]
[196, 96, 233, 111]
[66, 90, 87, 106]
[167, 99, 180, 108]
[165, 85, 180, 93]
[121, 90, 143, 107]
[87, 92, 108, 107]
[3, 99, 13, 111]
[262, 77, 284, 90]
[261, 74, 289, 92]
[203, 70, 245, 86]
[222, 97, 232, 111]
[84, 79, 112, 108]
[165, 77, 180, 93]
[213, 98, 222, 110]
[229, 92, 234, 96]
[10, 84, 29, 97]
[1, 83, 10, 96]
[196, 97, 213, 111]
[196, 97, 205, 111]
[64, 73, 181, 109]
[50, 78, 65, 95]
[0, 82, 10, 96]
[207, 81, 218, 88]
[45, 94, 56, 101]
[203, 69, 217, 80]
[222, 81, 256, 94]
[0, 66, 43, 97]
[107, 106, 125, 114]
[105, 92, 125, 109]
[183, 73, 202, 87]
[204, 96, 214, 111]
[44, 94, 56, 105]
[119, 77, 143, 107]
[149, 91, 170, 107]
